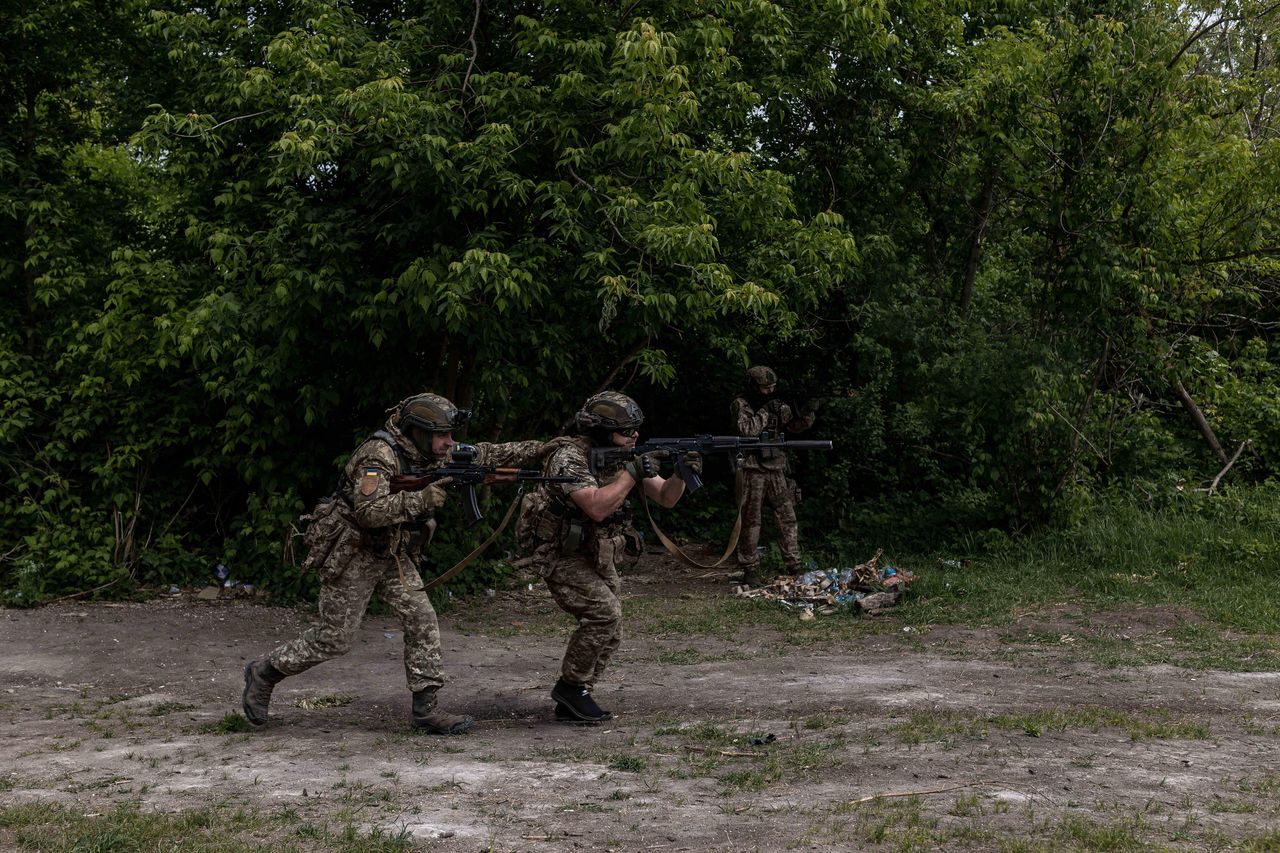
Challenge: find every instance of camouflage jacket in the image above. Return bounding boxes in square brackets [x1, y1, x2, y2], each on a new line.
[338, 419, 546, 555]
[730, 395, 816, 471]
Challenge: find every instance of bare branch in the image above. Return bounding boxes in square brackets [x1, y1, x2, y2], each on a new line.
[1198, 440, 1252, 495]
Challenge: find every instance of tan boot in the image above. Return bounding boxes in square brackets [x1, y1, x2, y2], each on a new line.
[411, 689, 473, 735]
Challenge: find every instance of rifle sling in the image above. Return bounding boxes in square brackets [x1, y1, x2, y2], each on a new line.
[417, 491, 524, 593]
[639, 487, 744, 570]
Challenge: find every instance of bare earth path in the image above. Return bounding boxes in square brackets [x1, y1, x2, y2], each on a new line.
[2, 551, 1278, 851]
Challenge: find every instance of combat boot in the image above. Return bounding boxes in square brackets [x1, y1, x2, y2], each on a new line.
[242, 659, 285, 726]
[740, 566, 767, 588]
[551, 679, 612, 723]
[411, 689, 474, 735]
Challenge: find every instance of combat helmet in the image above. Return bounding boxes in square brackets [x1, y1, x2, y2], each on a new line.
[399, 393, 472, 433]
[575, 391, 644, 433]
[746, 365, 777, 388]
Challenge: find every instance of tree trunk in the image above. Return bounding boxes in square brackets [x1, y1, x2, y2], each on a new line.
[959, 176, 996, 318]
[1173, 380, 1229, 465]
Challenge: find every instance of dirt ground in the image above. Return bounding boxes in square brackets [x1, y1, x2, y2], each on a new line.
[2, 548, 1279, 851]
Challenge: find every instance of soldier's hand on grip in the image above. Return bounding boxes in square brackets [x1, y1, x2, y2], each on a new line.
[415, 478, 451, 513]
[683, 451, 703, 475]
[626, 452, 662, 482]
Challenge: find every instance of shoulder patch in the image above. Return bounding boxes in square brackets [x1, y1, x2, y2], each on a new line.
[359, 469, 381, 496]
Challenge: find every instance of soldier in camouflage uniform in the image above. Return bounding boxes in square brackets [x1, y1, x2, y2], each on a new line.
[516, 391, 699, 723]
[731, 366, 819, 586]
[241, 393, 548, 734]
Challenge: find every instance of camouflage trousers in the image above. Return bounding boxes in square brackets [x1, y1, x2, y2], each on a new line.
[268, 547, 443, 692]
[533, 535, 626, 688]
[735, 467, 801, 572]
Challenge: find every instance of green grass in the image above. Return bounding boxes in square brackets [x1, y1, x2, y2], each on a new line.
[858, 488, 1280, 670]
[204, 713, 253, 734]
[607, 755, 647, 772]
[886, 706, 1209, 745]
[0, 801, 417, 852]
[989, 707, 1210, 741]
[443, 489, 1280, 671]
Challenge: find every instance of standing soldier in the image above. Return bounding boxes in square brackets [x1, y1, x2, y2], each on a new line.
[516, 391, 698, 723]
[241, 393, 547, 734]
[731, 366, 819, 586]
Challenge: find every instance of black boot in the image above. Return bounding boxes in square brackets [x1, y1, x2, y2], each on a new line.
[555, 703, 610, 723]
[411, 689, 474, 735]
[242, 659, 285, 726]
[551, 679, 611, 723]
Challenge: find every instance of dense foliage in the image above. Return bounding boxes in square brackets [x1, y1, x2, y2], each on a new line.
[3, 0, 1278, 603]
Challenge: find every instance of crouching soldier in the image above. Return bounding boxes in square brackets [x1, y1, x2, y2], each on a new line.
[242, 393, 547, 734]
[516, 391, 698, 723]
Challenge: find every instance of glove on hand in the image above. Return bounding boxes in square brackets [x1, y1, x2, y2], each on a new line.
[626, 452, 662, 482]
[414, 477, 451, 514]
[798, 398, 821, 418]
[765, 398, 792, 422]
[683, 451, 703, 475]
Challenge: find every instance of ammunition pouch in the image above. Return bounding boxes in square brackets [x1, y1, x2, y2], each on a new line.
[358, 526, 393, 556]
[300, 498, 346, 573]
[623, 529, 643, 557]
[518, 489, 577, 552]
[561, 521, 585, 556]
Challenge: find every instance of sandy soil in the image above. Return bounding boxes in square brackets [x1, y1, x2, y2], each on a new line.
[2, 550, 1278, 851]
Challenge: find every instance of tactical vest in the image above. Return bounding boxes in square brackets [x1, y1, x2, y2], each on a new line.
[516, 436, 633, 555]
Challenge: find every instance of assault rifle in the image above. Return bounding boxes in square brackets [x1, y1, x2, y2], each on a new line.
[389, 444, 575, 525]
[588, 432, 833, 494]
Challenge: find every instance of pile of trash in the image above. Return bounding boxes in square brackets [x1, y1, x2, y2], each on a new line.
[734, 549, 913, 617]
[192, 563, 263, 600]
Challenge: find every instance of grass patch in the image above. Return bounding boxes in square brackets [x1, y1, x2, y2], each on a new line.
[148, 701, 195, 717]
[887, 710, 990, 746]
[607, 755, 647, 772]
[885, 484, 1280, 666]
[0, 801, 416, 852]
[204, 713, 253, 734]
[887, 705, 1207, 746]
[989, 706, 1209, 741]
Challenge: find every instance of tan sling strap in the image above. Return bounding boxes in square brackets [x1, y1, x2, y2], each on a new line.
[639, 486, 745, 570]
[402, 491, 525, 593]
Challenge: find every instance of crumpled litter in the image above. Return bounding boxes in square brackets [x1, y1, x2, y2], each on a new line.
[733, 549, 914, 616]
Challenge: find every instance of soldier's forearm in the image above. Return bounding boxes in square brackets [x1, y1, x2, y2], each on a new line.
[569, 475, 635, 521]
[648, 474, 685, 508]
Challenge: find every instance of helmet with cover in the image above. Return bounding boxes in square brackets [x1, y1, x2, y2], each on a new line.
[745, 365, 777, 388]
[398, 393, 471, 457]
[575, 391, 644, 441]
